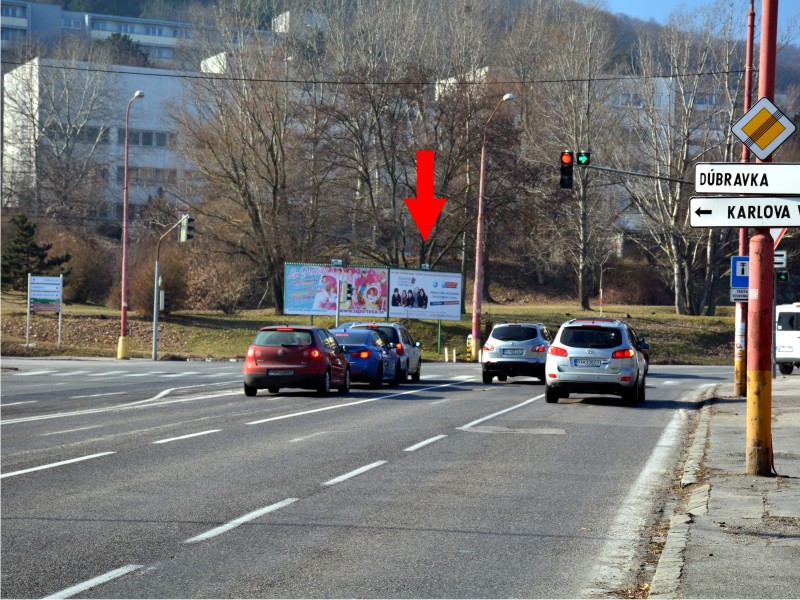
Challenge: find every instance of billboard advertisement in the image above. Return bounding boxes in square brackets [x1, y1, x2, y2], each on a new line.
[284, 263, 389, 318]
[388, 269, 462, 321]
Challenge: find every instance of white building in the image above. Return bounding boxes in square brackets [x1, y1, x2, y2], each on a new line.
[2, 57, 191, 219]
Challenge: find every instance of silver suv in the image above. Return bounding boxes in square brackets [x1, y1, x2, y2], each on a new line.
[481, 323, 552, 384]
[345, 322, 422, 382]
[544, 318, 647, 404]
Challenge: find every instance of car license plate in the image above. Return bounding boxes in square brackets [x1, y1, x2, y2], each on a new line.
[268, 369, 294, 376]
[502, 348, 524, 356]
[574, 359, 602, 367]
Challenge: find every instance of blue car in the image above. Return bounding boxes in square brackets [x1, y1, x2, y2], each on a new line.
[331, 328, 399, 387]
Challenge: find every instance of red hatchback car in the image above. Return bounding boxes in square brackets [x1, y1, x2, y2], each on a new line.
[243, 326, 350, 396]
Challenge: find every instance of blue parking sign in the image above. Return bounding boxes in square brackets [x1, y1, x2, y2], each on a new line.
[731, 256, 749, 288]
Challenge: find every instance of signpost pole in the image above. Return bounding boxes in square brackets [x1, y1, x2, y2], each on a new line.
[26, 273, 31, 352]
[746, 0, 778, 477]
[58, 274, 63, 351]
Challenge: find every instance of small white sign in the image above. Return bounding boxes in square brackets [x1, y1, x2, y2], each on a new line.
[730, 288, 749, 302]
[690, 196, 800, 228]
[774, 250, 787, 269]
[695, 163, 800, 194]
[731, 97, 796, 160]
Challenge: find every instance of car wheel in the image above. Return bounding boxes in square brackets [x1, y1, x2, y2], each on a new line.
[317, 370, 331, 396]
[545, 386, 559, 403]
[482, 372, 493, 384]
[411, 359, 421, 382]
[338, 368, 351, 394]
[244, 383, 257, 397]
[779, 363, 793, 375]
[498, 374, 508, 382]
[370, 364, 383, 388]
[396, 363, 408, 384]
[268, 387, 280, 394]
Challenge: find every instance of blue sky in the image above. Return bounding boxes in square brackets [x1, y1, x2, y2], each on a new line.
[605, 0, 800, 33]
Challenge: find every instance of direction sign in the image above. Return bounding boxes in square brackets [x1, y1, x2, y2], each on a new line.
[690, 196, 800, 228]
[731, 256, 749, 288]
[695, 163, 800, 194]
[774, 250, 787, 269]
[731, 97, 796, 160]
[730, 288, 749, 302]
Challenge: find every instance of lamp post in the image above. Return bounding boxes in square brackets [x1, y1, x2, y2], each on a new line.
[117, 90, 144, 360]
[471, 92, 514, 360]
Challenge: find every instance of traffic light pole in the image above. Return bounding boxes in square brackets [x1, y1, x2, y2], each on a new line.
[152, 218, 184, 361]
[746, 0, 778, 477]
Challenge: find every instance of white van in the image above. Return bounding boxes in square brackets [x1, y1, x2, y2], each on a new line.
[775, 302, 800, 375]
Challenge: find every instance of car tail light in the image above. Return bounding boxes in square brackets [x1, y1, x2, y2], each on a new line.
[276, 327, 294, 331]
[612, 348, 635, 359]
[353, 350, 371, 359]
[247, 347, 255, 357]
[532, 343, 546, 353]
[309, 348, 322, 359]
[483, 343, 494, 352]
[549, 346, 568, 357]
[395, 343, 405, 356]
[620, 376, 632, 382]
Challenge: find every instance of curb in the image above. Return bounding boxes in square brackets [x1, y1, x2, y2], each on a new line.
[649, 388, 715, 598]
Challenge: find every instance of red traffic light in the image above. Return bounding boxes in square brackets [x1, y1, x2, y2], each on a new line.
[560, 151, 574, 165]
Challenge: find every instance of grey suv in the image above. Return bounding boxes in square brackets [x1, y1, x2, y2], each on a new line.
[544, 318, 648, 404]
[481, 322, 552, 384]
[345, 322, 422, 382]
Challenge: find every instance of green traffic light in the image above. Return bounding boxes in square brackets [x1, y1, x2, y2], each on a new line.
[577, 151, 591, 165]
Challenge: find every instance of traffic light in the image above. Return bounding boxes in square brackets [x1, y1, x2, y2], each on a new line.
[560, 151, 574, 189]
[576, 150, 591, 166]
[179, 214, 195, 242]
[778, 271, 790, 283]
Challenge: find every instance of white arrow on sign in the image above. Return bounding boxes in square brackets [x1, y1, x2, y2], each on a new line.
[690, 196, 800, 228]
[695, 163, 800, 194]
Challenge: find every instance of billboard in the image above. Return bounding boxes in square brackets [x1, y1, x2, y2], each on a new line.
[388, 269, 462, 321]
[284, 263, 389, 318]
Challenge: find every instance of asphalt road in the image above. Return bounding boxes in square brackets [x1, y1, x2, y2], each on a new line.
[0, 358, 731, 598]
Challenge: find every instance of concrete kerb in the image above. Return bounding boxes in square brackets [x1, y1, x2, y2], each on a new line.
[649, 385, 717, 599]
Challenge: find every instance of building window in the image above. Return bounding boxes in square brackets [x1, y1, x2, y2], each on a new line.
[141, 131, 153, 146]
[118, 23, 135, 34]
[1, 5, 24, 17]
[62, 18, 82, 30]
[156, 132, 168, 147]
[146, 26, 164, 36]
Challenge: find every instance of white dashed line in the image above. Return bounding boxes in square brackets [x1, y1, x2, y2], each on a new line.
[41, 425, 102, 437]
[152, 430, 221, 444]
[290, 431, 329, 443]
[0, 452, 116, 479]
[43, 564, 142, 599]
[323, 461, 387, 486]
[13, 370, 56, 377]
[404, 434, 447, 452]
[2, 401, 38, 407]
[458, 395, 543, 430]
[183, 498, 299, 543]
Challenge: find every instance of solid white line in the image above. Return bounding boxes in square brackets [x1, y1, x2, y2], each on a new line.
[2, 401, 38, 407]
[41, 425, 102, 436]
[323, 461, 388, 486]
[153, 429, 221, 444]
[458, 395, 543, 430]
[246, 382, 462, 426]
[183, 498, 298, 543]
[0, 452, 116, 479]
[42, 564, 142, 599]
[581, 410, 686, 596]
[404, 434, 447, 452]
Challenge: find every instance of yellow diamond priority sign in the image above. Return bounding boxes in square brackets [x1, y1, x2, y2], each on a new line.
[732, 97, 796, 160]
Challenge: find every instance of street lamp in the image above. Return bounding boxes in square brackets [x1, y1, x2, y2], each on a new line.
[471, 92, 514, 360]
[117, 90, 144, 360]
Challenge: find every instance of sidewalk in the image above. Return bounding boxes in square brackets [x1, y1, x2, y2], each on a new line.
[650, 374, 800, 599]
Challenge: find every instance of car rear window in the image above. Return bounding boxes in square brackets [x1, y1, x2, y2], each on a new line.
[354, 325, 399, 343]
[560, 327, 622, 349]
[491, 325, 539, 341]
[332, 331, 371, 345]
[777, 311, 800, 331]
[254, 330, 313, 347]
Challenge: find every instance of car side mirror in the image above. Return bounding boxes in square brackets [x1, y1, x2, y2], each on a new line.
[415, 341, 421, 347]
[340, 345, 348, 354]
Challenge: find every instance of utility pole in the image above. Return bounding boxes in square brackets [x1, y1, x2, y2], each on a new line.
[746, 0, 778, 476]
[734, 0, 756, 397]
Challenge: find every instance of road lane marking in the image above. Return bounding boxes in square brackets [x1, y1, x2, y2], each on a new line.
[323, 461, 387, 486]
[183, 498, 299, 544]
[246, 382, 462, 426]
[450, 375, 475, 380]
[153, 429, 221, 444]
[41, 425, 103, 436]
[0, 452, 116, 479]
[458, 395, 543, 430]
[57, 371, 92, 377]
[404, 434, 447, 452]
[2, 401, 38, 407]
[42, 564, 142, 599]
[13, 370, 56, 376]
[581, 410, 686, 596]
[87, 370, 128, 377]
[69, 392, 127, 399]
[162, 372, 200, 378]
[290, 431, 329, 443]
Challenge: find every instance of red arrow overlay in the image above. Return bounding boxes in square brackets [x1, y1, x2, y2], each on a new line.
[404, 150, 446, 242]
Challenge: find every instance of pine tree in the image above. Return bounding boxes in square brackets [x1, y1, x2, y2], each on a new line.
[1, 215, 72, 291]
